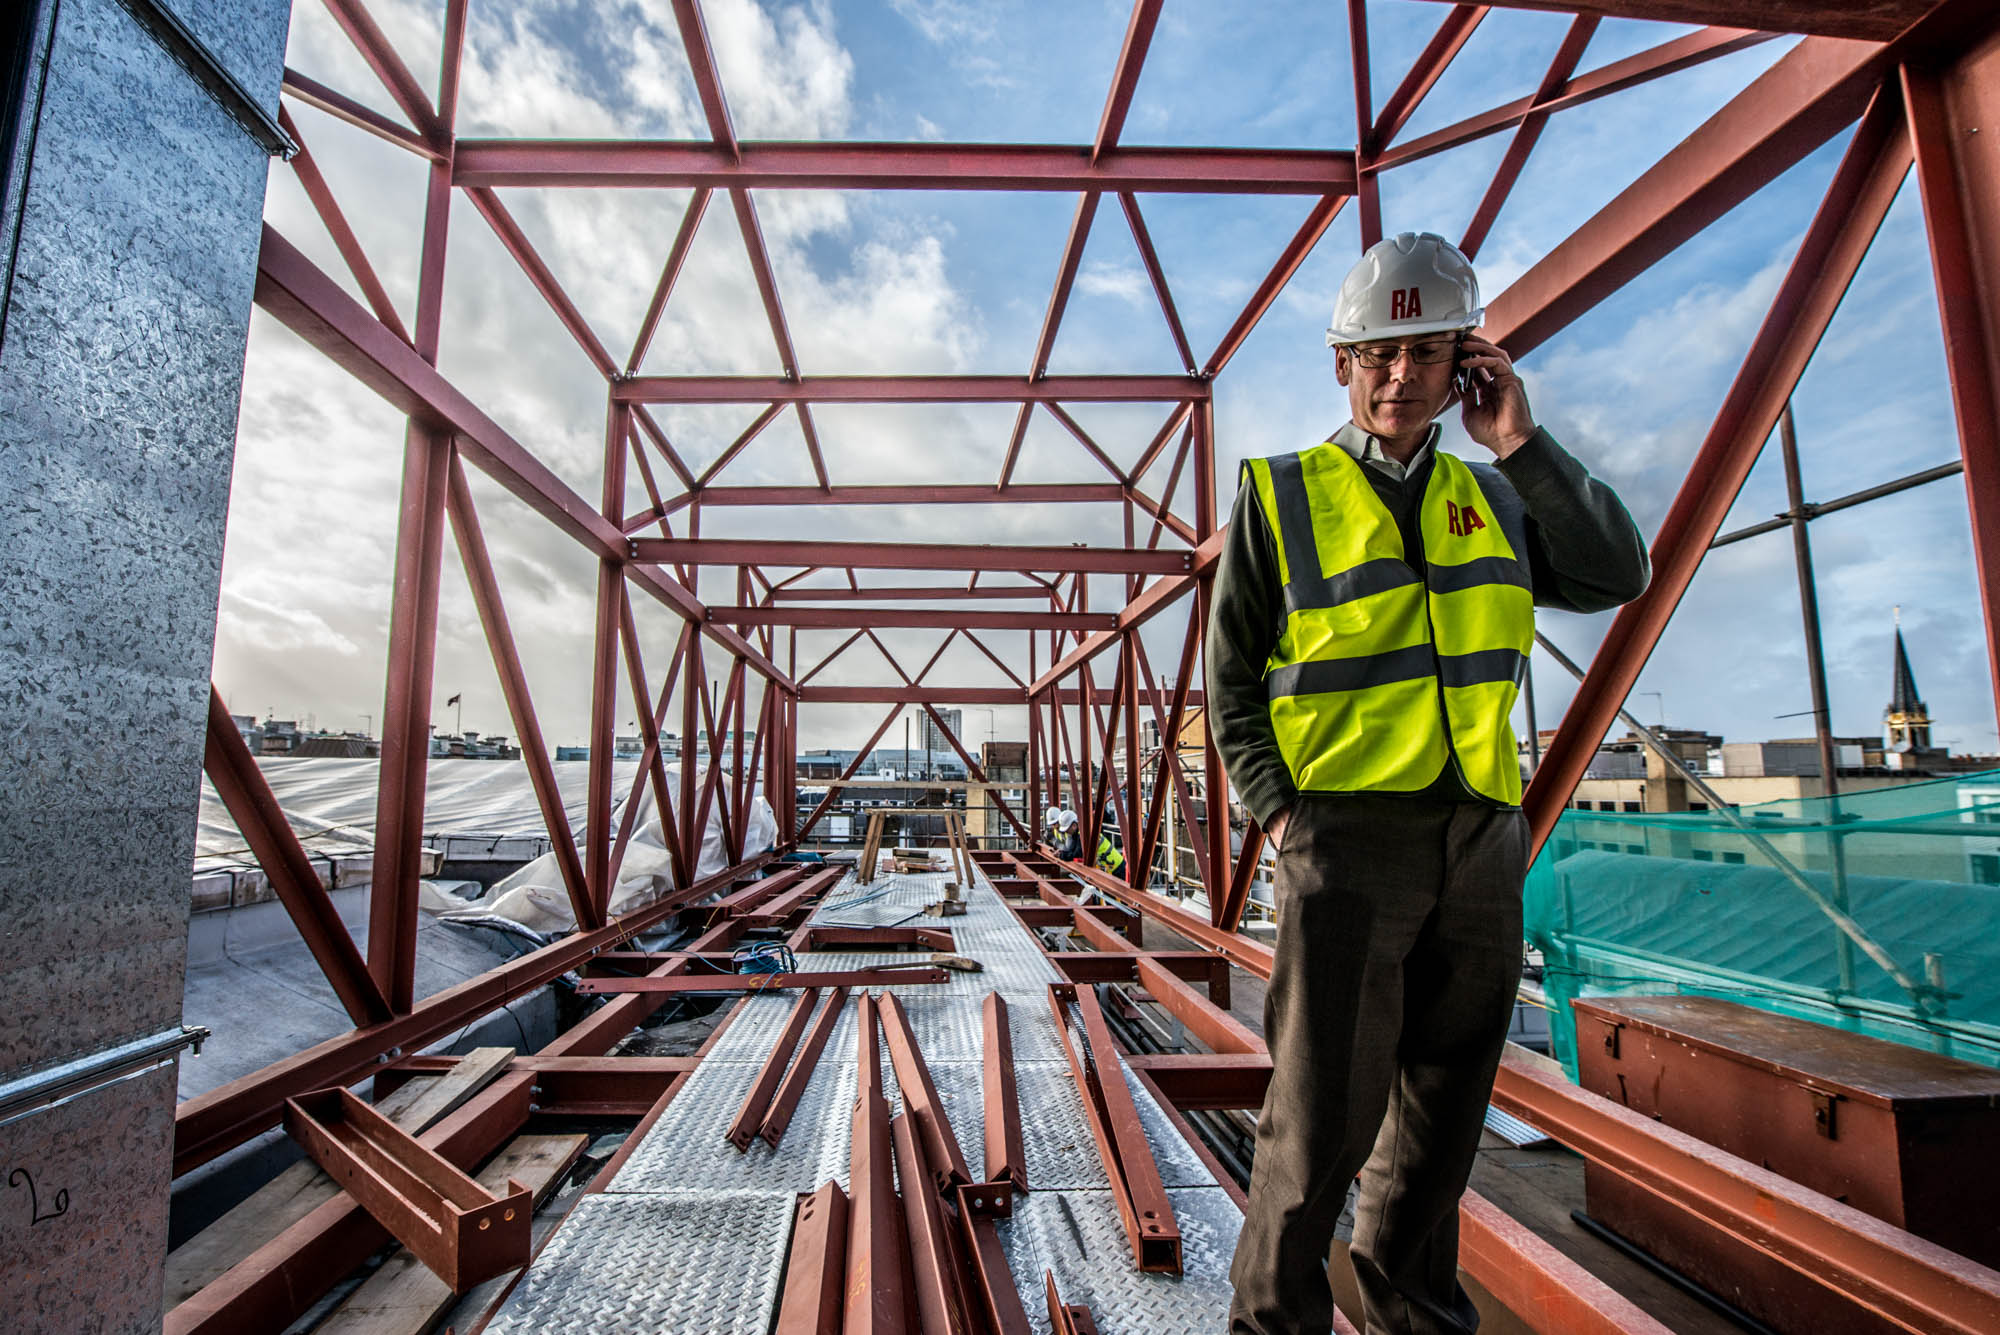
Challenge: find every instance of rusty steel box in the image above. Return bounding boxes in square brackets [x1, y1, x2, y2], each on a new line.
[1573, 995, 2000, 1331]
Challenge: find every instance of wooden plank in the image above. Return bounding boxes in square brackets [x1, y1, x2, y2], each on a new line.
[373, 1046, 515, 1129]
[163, 1048, 518, 1310]
[315, 1133, 588, 1334]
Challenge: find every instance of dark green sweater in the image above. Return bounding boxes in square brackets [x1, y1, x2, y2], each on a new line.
[1205, 426, 1649, 824]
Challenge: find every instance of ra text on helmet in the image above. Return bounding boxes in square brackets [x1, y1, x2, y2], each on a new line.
[1326, 232, 1483, 347]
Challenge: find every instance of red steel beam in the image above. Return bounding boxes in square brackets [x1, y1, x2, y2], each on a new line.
[772, 584, 1060, 602]
[1407, 0, 1930, 42]
[252, 226, 793, 687]
[1483, 33, 1891, 359]
[281, 66, 440, 161]
[1902, 45, 2000, 732]
[452, 140, 1358, 194]
[173, 852, 775, 1173]
[614, 373, 1203, 404]
[1522, 85, 1911, 849]
[847, 994, 911, 1335]
[1030, 529, 1223, 693]
[167, 1075, 535, 1334]
[1459, 1191, 1675, 1335]
[1491, 1052, 2000, 1334]
[702, 483, 1125, 507]
[279, 106, 410, 343]
[1371, 5, 1490, 149]
[878, 993, 974, 1191]
[1459, 15, 1600, 259]
[1119, 193, 1197, 374]
[760, 987, 851, 1148]
[796, 686, 1161, 705]
[628, 186, 713, 373]
[774, 1183, 849, 1335]
[320, 0, 441, 143]
[1048, 982, 1181, 1272]
[444, 454, 595, 926]
[203, 687, 391, 1026]
[465, 185, 618, 378]
[726, 987, 822, 1150]
[982, 993, 1026, 1192]
[890, 1111, 975, 1335]
[368, 427, 451, 1012]
[716, 606, 1115, 631]
[638, 537, 1194, 575]
[1374, 27, 1775, 171]
[1204, 193, 1349, 377]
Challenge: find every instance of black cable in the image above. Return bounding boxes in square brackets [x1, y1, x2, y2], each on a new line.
[1569, 1209, 1783, 1335]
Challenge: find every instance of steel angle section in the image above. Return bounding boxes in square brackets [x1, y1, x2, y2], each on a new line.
[1046, 1270, 1103, 1335]
[1002, 1188, 1243, 1335]
[1047, 983, 1182, 1273]
[847, 994, 912, 1335]
[484, 1190, 795, 1335]
[728, 987, 822, 1150]
[609, 1055, 857, 1193]
[774, 1182, 848, 1335]
[702, 993, 858, 1064]
[984, 992, 1028, 1196]
[891, 1111, 977, 1335]
[762, 987, 852, 1149]
[283, 1088, 530, 1291]
[878, 991, 975, 1193]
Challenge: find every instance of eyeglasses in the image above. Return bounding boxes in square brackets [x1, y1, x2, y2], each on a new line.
[1345, 336, 1460, 369]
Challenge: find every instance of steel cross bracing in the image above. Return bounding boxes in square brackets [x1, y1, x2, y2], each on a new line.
[185, 0, 2000, 1330]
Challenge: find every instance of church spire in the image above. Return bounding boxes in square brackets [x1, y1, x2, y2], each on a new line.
[1885, 607, 1930, 752]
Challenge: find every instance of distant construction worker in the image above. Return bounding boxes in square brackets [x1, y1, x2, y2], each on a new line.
[1093, 829, 1124, 876]
[1209, 233, 1648, 1335]
[1053, 804, 1082, 862]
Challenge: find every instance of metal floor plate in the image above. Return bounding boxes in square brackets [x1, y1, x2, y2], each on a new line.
[999, 1187, 1245, 1335]
[528, 864, 1230, 1332]
[609, 1049, 858, 1193]
[484, 1190, 796, 1335]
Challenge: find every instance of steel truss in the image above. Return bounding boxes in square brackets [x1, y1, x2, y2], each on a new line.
[187, 0, 2000, 1329]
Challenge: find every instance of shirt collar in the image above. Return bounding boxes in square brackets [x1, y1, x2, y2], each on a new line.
[1330, 420, 1438, 480]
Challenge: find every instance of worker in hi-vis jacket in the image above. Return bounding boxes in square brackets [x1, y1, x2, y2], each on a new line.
[1208, 232, 1648, 1335]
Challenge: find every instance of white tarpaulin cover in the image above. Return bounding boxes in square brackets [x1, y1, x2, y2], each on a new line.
[196, 757, 776, 933]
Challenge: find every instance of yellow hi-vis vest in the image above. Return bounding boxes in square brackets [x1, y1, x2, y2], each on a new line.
[1243, 443, 1536, 805]
[1095, 834, 1125, 874]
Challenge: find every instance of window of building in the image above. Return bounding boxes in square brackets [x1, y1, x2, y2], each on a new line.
[1689, 801, 1709, 812]
[1622, 801, 1641, 813]
[1721, 851, 1746, 865]
[1970, 853, 2000, 886]
[1692, 848, 1714, 862]
[1625, 843, 1646, 856]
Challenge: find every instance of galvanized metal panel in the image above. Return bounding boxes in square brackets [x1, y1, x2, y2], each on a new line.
[484, 1190, 796, 1335]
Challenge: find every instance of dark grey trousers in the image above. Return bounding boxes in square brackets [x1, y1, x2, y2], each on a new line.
[1228, 794, 1528, 1335]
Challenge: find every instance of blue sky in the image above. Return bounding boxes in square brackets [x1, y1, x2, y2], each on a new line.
[214, 1, 1995, 762]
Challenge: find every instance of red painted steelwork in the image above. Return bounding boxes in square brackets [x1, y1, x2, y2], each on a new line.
[727, 988, 822, 1150]
[846, 995, 911, 1335]
[983, 993, 1026, 1194]
[283, 1088, 530, 1291]
[1491, 1052, 2000, 1335]
[1048, 982, 1181, 1273]
[174, 852, 776, 1174]
[774, 1182, 849, 1335]
[761, 987, 851, 1149]
[1522, 85, 1912, 850]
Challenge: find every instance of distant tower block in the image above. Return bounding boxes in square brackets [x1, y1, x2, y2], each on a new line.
[1885, 607, 1932, 753]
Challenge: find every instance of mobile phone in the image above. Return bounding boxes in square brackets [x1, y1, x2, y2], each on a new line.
[1453, 345, 1488, 403]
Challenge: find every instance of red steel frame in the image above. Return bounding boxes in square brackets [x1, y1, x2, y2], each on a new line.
[189, 1, 2000, 1330]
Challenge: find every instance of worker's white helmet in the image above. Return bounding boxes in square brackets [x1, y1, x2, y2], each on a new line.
[1326, 231, 1483, 346]
[1057, 809, 1078, 829]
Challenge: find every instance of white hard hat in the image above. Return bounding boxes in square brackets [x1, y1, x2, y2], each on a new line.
[1326, 231, 1483, 346]
[1058, 809, 1078, 829]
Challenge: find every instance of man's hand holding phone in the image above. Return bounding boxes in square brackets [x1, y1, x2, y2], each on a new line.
[1453, 331, 1536, 460]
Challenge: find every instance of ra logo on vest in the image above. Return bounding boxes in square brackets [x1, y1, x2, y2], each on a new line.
[1445, 499, 1486, 537]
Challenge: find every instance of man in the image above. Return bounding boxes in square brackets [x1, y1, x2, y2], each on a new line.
[1092, 828, 1125, 876]
[1209, 232, 1647, 1335]
[1053, 803, 1082, 861]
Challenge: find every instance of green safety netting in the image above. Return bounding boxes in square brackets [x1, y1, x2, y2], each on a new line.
[1524, 767, 2000, 1078]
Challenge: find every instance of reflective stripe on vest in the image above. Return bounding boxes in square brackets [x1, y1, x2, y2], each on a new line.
[1245, 443, 1535, 804]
